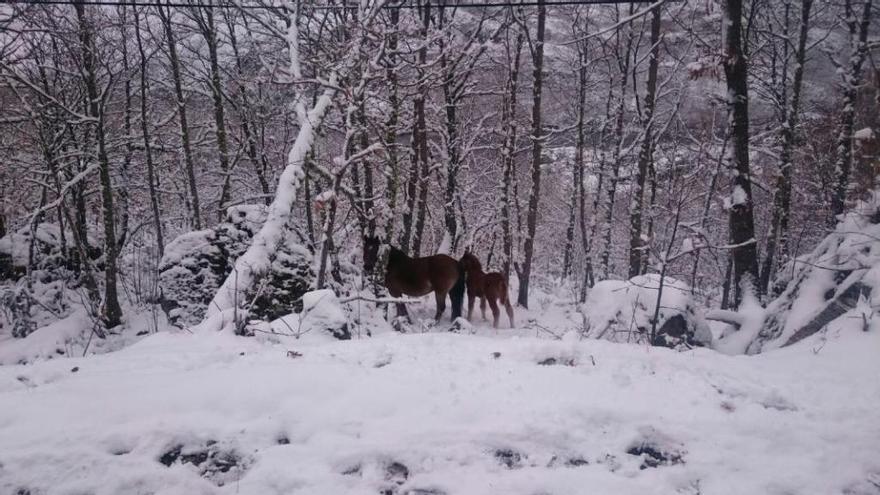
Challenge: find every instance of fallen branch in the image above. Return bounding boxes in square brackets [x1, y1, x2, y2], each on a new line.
[340, 295, 422, 305]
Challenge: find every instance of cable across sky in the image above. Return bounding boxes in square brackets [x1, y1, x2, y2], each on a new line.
[0, 0, 662, 10]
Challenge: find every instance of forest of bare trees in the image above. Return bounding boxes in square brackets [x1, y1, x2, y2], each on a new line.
[0, 0, 877, 332]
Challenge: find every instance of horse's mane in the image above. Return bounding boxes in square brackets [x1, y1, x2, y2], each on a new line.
[387, 246, 410, 263]
[461, 252, 483, 272]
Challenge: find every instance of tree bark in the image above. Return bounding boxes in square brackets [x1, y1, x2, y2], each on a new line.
[760, 0, 812, 295]
[830, 0, 873, 220]
[575, 32, 590, 301]
[74, 2, 122, 327]
[134, 7, 164, 256]
[600, 7, 634, 280]
[400, 1, 430, 256]
[501, 15, 523, 282]
[517, 0, 546, 309]
[383, 7, 401, 244]
[224, 9, 271, 204]
[723, 0, 760, 306]
[157, 4, 201, 230]
[628, 5, 662, 278]
[411, 1, 432, 256]
[195, 4, 233, 220]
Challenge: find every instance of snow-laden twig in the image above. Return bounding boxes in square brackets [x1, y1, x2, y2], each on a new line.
[27, 163, 101, 222]
[562, 0, 669, 46]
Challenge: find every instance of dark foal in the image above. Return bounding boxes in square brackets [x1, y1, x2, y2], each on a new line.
[363, 236, 465, 321]
[459, 252, 515, 329]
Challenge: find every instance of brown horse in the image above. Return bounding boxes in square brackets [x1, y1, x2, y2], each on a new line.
[363, 236, 465, 321]
[459, 252, 515, 328]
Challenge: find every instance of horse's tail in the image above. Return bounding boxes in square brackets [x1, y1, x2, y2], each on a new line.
[450, 260, 466, 319]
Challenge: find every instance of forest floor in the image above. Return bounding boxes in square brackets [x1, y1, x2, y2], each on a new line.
[1, 299, 879, 495]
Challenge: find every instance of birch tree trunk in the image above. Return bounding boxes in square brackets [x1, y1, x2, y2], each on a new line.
[501, 14, 523, 282]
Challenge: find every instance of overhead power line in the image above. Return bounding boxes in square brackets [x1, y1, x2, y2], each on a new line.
[0, 0, 661, 10]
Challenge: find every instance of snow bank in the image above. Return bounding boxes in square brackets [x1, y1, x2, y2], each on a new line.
[582, 274, 712, 349]
[0, 309, 92, 365]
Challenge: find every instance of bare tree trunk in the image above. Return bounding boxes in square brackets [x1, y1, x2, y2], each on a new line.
[628, 5, 662, 278]
[760, 0, 812, 295]
[134, 7, 164, 255]
[359, 103, 376, 238]
[439, 7, 461, 251]
[411, 1, 432, 256]
[562, 171, 576, 278]
[303, 168, 316, 247]
[584, 79, 616, 291]
[501, 15, 523, 282]
[75, 1, 122, 327]
[441, 65, 461, 251]
[724, 0, 760, 306]
[566, 12, 589, 284]
[317, 175, 342, 290]
[575, 33, 590, 301]
[158, 4, 201, 230]
[117, 7, 133, 252]
[516, 0, 546, 309]
[400, 2, 430, 256]
[830, 0, 873, 220]
[383, 7, 401, 244]
[224, 9, 271, 204]
[194, 4, 233, 220]
[600, 7, 634, 280]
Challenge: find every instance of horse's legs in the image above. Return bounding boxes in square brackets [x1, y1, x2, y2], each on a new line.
[480, 296, 487, 320]
[434, 290, 447, 321]
[467, 293, 476, 321]
[487, 297, 501, 328]
[396, 302, 410, 321]
[505, 300, 515, 328]
[389, 288, 410, 322]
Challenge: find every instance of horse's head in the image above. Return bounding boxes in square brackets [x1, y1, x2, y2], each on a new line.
[363, 236, 381, 272]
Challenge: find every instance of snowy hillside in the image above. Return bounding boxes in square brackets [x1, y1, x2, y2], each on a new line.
[2, 312, 878, 495]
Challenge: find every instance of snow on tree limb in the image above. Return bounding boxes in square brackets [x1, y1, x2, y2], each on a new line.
[205, 2, 337, 318]
[206, 81, 336, 318]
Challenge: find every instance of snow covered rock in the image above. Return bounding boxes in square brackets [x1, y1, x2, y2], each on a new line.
[582, 274, 712, 349]
[264, 289, 351, 340]
[158, 205, 314, 327]
[0, 222, 100, 282]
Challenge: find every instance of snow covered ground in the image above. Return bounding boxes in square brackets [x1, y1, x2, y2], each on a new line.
[1, 305, 879, 495]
